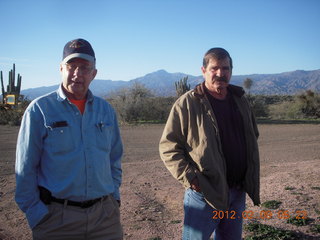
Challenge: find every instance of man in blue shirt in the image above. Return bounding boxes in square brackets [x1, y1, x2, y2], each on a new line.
[15, 39, 123, 239]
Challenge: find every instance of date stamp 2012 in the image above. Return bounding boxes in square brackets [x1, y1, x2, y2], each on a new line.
[212, 210, 308, 220]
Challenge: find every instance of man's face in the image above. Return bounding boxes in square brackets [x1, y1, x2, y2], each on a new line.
[201, 57, 232, 94]
[60, 58, 97, 100]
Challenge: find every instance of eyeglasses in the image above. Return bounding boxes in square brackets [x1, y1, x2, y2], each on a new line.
[65, 63, 94, 74]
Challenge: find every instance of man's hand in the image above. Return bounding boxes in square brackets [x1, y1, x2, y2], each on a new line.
[190, 177, 201, 192]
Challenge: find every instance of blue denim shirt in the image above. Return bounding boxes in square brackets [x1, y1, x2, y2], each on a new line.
[15, 85, 123, 229]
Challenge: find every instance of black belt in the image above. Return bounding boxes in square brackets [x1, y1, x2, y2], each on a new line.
[51, 196, 107, 208]
[39, 186, 106, 208]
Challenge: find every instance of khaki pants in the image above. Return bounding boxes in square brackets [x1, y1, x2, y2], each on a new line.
[32, 196, 123, 240]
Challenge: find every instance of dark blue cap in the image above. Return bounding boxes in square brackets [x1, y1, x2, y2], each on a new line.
[62, 38, 95, 64]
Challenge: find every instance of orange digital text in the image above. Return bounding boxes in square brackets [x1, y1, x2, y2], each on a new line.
[212, 210, 308, 220]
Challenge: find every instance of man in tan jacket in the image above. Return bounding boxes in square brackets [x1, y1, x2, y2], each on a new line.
[159, 48, 260, 240]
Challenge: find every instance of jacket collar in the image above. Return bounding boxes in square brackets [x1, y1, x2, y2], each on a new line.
[193, 81, 245, 98]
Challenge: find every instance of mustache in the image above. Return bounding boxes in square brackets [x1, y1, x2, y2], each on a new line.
[213, 76, 228, 83]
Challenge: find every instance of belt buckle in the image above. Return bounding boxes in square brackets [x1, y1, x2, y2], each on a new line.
[80, 200, 93, 208]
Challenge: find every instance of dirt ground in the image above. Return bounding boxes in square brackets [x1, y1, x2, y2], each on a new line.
[0, 124, 319, 239]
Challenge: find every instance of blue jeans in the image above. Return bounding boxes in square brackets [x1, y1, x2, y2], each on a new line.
[183, 188, 245, 240]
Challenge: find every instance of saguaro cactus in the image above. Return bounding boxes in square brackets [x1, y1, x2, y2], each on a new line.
[1, 64, 22, 105]
[1, 71, 5, 103]
[175, 76, 190, 97]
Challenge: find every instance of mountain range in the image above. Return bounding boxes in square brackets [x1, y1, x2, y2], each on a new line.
[21, 69, 320, 100]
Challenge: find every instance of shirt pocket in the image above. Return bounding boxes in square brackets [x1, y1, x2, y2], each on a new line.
[95, 122, 113, 151]
[46, 126, 74, 154]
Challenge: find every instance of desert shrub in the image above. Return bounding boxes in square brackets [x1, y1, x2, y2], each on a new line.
[248, 95, 301, 119]
[0, 108, 10, 124]
[261, 95, 294, 105]
[268, 90, 320, 119]
[295, 90, 320, 118]
[0, 108, 25, 125]
[243, 78, 253, 95]
[311, 224, 320, 233]
[107, 85, 319, 123]
[0, 98, 30, 126]
[261, 200, 282, 209]
[287, 216, 312, 226]
[248, 95, 270, 118]
[175, 76, 190, 97]
[244, 222, 296, 240]
[107, 83, 175, 123]
[269, 101, 300, 119]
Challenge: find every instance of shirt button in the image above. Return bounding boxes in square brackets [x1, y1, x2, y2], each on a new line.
[60, 130, 64, 133]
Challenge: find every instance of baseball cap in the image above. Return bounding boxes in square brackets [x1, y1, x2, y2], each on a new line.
[62, 38, 95, 64]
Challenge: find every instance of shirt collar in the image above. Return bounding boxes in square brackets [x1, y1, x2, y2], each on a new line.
[56, 84, 94, 103]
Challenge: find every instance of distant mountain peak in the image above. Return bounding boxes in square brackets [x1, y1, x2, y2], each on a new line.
[21, 69, 320, 99]
[154, 69, 168, 74]
[144, 69, 169, 77]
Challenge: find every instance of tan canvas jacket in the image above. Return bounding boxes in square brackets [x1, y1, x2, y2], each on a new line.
[159, 82, 260, 210]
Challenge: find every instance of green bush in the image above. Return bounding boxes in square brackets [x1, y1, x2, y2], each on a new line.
[269, 101, 300, 119]
[244, 222, 296, 240]
[248, 95, 270, 118]
[268, 90, 320, 119]
[107, 83, 175, 124]
[295, 90, 320, 118]
[287, 216, 312, 226]
[261, 200, 282, 209]
[0, 98, 30, 126]
[0, 107, 25, 126]
[310, 224, 320, 233]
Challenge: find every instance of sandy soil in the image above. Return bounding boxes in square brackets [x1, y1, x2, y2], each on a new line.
[0, 124, 319, 239]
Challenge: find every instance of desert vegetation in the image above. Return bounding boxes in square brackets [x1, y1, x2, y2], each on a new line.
[106, 81, 319, 125]
[0, 98, 30, 126]
[0, 83, 319, 126]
